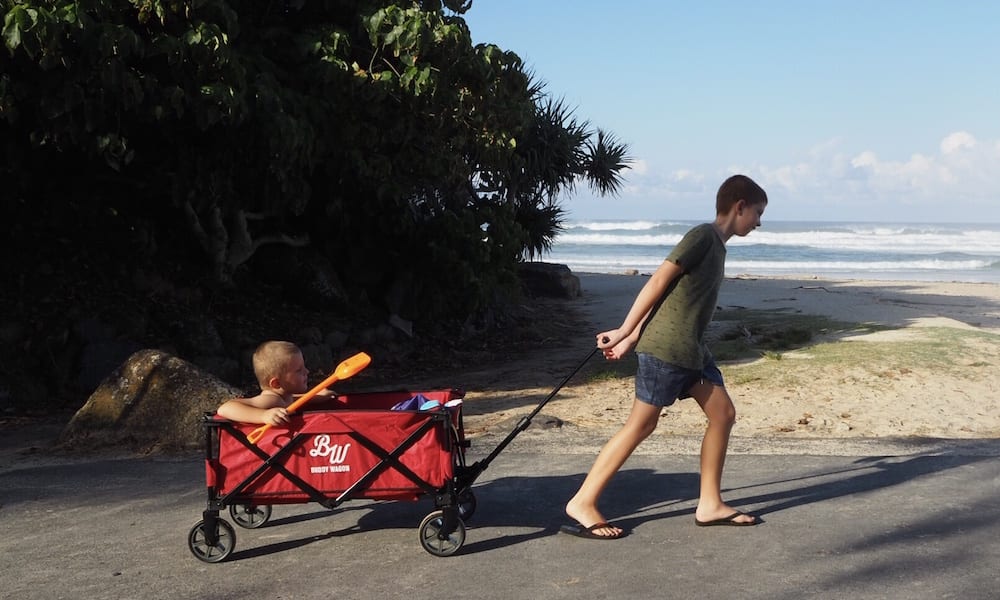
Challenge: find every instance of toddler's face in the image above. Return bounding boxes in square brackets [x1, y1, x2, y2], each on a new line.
[280, 351, 310, 394]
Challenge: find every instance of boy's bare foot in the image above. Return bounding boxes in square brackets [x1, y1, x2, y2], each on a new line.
[565, 498, 622, 538]
[694, 503, 757, 526]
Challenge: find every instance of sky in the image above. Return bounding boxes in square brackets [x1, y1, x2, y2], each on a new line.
[461, 0, 1000, 223]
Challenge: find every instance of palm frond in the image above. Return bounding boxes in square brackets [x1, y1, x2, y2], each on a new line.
[583, 129, 632, 196]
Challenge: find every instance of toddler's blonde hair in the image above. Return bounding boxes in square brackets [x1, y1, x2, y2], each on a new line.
[252, 341, 301, 389]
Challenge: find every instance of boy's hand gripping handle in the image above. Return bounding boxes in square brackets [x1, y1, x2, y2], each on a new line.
[247, 351, 372, 444]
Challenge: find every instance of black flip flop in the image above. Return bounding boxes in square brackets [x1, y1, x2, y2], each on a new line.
[559, 522, 625, 540]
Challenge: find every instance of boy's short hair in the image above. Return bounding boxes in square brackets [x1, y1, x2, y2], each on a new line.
[716, 174, 767, 214]
[252, 341, 301, 387]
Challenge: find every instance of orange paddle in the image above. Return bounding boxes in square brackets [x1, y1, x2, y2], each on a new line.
[247, 351, 372, 444]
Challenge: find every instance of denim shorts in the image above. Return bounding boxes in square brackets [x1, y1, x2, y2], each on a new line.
[635, 352, 725, 408]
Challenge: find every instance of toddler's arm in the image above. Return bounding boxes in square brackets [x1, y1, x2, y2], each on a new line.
[216, 395, 290, 425]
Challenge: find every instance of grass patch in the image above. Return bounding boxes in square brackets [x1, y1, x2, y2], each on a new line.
[710, 308, 884, 361]
[723, 325, 1000, 388]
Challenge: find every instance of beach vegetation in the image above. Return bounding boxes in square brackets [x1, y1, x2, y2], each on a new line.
[0, 0, 629, 411]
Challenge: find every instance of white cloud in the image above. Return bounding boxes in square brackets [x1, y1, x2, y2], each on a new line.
[940, 131, 977, 154]
[739, 131, 1000, 220]
[670, 169, 704, 184]
[567, 131, 1000, 221]
[626, 158, 649, 175]
[851, 151, 879, 168]
[807, 137, 845, 159]
[757, 163, 812, 192]
[616, 160, 710, 199]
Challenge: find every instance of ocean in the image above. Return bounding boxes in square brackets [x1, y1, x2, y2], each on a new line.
[544, 220, 1000, 283]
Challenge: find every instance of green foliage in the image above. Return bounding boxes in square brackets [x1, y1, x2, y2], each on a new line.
[1, 0, 630, 329]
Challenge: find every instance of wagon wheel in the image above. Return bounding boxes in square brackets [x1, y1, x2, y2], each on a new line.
[229, 503, 272, 529]
[457, 490, 477, 521]
[418, 510, 466, 557]
[188, 518, 236, 563]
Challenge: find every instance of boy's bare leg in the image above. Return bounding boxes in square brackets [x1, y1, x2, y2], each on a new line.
[565, 399, 661, 536]
[691, 381, 756, 524]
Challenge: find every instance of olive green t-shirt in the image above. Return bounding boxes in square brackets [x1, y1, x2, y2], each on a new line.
[634, 223, 726, 370]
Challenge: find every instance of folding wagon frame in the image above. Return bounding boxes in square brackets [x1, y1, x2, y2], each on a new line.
[188, 408, 473, 562]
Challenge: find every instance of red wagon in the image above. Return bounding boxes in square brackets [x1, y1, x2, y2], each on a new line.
[188, 389, 475, 561]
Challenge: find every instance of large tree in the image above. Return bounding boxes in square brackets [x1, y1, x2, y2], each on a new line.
[2, 0, 629, 327]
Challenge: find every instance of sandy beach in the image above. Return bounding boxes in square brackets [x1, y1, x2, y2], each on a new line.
[454, 273, 1000, 454]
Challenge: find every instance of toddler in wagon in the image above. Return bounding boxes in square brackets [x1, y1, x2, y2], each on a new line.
[216, 340, 333, 425]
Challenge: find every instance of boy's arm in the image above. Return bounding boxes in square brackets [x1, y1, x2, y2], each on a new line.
[620, 259, 684, 337]
[598, 260, 684, 357]
[216, 395, 289, 426]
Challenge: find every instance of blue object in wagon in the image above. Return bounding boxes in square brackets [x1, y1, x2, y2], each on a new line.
[390, 394, 431, 411]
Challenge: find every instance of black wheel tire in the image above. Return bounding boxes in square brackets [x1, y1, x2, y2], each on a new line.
[229, 504, 272, 529]
[188, 519, 236, 563]
[457, 491, 477, 521]
[418, 510, 465, 557]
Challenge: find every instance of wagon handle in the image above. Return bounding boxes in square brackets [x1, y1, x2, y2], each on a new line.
[247, 351, 372, 444]
[456, 339, 607, 488]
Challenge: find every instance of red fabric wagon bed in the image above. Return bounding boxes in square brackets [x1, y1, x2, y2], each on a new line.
[189, 389, 470, 562]
[210, 390, 464, 503]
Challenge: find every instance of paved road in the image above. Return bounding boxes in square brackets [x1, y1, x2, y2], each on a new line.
[2, 427, 999, 600]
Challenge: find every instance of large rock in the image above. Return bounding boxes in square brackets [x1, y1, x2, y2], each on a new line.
[518, 262, 581, 298]
[60, 349, 243, 452]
